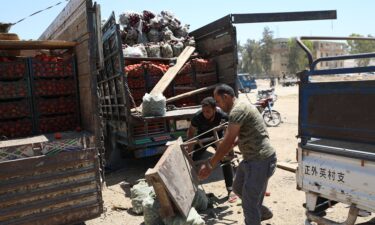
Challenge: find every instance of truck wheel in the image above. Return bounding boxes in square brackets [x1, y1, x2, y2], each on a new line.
[263, 110, 281, 127]
[244, 87, 251, 93]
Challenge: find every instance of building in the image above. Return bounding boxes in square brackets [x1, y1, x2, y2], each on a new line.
[270, 39, 347, 77]
[270, 38, 289, 78]
[313, 41, 347, 69]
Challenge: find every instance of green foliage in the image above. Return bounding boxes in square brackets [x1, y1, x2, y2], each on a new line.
[238, 39, 262, 75]
[238, 27, 274, 77]
[347, 34, 375, 67]
[260, 27, 274, 74]
[287, 38, 313, 75]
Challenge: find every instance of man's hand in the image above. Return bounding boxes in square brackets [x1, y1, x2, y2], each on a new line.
[198, 160, 214, 180]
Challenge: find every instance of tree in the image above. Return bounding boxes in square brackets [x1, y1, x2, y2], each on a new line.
[260, 27, 274, 76]
[239, 39, 262, 76]
[347, 33, 375, 67]
[287, 38, 313, 75]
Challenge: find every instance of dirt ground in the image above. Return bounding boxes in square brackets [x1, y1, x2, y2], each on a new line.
[86, 80, 375, 225]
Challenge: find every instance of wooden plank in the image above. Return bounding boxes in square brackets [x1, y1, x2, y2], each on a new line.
[196, 32, 233, 56]
[39, 0, 86, 40]
[0, 40, 77, 50]
[214, 52, 236, 70]
[277, 162, 297, 173]
[142, 108, 200, 120]
[95, 4, 104, 70]
[166, 84, 218, 104]
[77, 61, 91, 78]
[145, 169, 175, 218]
[150, 46, 195, 95]
[145, 138, 198, 218]
[218, 67, 236, 83]
[0, 136, 48, 148]
[190, 15, 232, 40]
[55, 12, 88, 42]
[78, 74, 91, 89]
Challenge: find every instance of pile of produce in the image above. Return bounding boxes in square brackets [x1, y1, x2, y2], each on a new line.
[0, 119, 33, 138]
[119, 10, 195, 58]
[37, 97, 76, 115]
[32, 54, 73, 77]
[0, 101, 30, 119]
[34, 79, 76, 96]
[125, 62, 169, 89]
[0, 57, 26, 79]
[0, 81, 28, 99]
[191, 58, 215, 72]
[38, 115, 77, 133]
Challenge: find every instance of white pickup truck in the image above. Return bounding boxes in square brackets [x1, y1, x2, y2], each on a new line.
[295, 36, 375, 225]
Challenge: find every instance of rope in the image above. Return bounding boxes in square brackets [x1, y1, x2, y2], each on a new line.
[11, 0, 70, 26]
[124, 80, 142, 115]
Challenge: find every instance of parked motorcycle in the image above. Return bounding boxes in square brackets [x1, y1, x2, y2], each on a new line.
[255, 97, 281, 127]
[257, 88, 278, 102]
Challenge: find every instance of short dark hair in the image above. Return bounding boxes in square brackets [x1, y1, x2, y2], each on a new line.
[214, 84, 235, 97]
[201, 97, 216, 108]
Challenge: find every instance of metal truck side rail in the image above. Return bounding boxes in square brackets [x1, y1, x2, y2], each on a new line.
[296, 36, 375, 78]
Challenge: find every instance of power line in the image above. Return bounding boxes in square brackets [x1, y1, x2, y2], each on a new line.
[11, 0, 69, 26]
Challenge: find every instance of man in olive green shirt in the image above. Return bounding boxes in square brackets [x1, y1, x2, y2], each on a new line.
[198, 84, 277, 225]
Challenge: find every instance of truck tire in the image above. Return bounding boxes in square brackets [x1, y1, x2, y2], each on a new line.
[244, 87, 251, 93]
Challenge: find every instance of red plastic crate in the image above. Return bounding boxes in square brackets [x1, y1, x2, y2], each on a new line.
[0, 100, 30, 119]
[38, 115, 78, 133]
[32, 55, 73, 78]
[0, 119, 33, 138]
[34, 79, 76, 96]
[0, 57, 27, 80]
[0, 80, 28, 99]
[36, 97, 77, 115]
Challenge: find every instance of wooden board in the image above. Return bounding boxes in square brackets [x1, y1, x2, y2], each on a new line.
[0, 40, 77, 50]
[277, 162, 297, 173]
[141, 107, 200, 120]
[145, 138, 198, 218]
[39, 0, 86, 40]
[0, 136, 48, 148]
[166, 84, 218, 104]
[150, 46, 195, 95]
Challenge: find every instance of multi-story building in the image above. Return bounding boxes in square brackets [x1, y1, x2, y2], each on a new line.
[270, 38, 289, 77]
[313, 41, 347, 69]
[270, 39, 347, 77]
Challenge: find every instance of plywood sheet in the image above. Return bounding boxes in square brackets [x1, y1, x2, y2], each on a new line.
[145, 138, 198, 218]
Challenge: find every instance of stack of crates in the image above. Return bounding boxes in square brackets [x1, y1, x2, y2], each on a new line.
[0, 54, 80, 139]
[0, 57, 33, 138]
[30, 55, 79, 133]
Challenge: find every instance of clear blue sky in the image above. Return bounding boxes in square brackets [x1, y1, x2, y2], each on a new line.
[1, 0, 374, 43]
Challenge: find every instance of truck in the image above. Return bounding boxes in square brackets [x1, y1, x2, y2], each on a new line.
[0, 0, 337, 223]
[237, 73, 257, 93]
[97, 9, 337, 168]
[295, 36, 375, 225]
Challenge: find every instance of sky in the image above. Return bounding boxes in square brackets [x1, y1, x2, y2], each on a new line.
[1, 0, 374, 44]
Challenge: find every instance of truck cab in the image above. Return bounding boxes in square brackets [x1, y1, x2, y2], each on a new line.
[237, 73, 257, 93]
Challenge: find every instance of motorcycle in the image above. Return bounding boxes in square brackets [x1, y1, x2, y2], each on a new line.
[257, 88, 278, 102]
[255, 97, 281, 127]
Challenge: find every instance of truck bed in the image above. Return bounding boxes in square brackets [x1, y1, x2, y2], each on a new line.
[303, 138, 375, 161]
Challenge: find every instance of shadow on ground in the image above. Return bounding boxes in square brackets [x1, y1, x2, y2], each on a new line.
[104, 150, 230, 188]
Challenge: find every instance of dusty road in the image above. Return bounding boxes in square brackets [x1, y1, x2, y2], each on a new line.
[86, 80, 375, 225]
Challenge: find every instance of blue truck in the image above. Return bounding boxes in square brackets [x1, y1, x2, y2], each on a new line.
[295, 36, 375, 225]
[237, 73, 257, 93]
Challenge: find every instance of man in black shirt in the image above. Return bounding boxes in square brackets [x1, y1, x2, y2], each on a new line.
[186, 97, 228, 158]
[186, 97, 236, 200]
